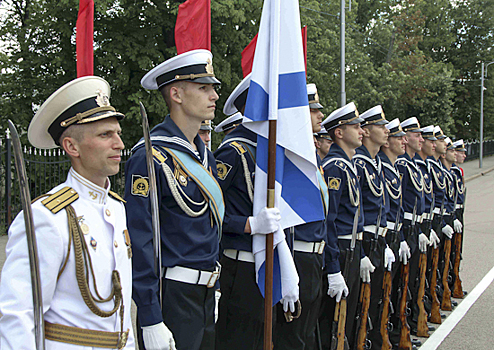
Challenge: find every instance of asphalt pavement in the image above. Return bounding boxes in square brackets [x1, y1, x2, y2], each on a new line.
[0, 155, 493, 349]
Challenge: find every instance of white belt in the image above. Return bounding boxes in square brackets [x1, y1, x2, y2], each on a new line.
[416, 215, 423, 223]
[386, 221, 402, 232]
[293, 240, 325, 254]
[403, 212, 424, 223]
[433, 207, 446, 215]
[363, 225, 388, 237]
[423, 212, 434, 221]
[223, 249, 255, 263]
[456, 204, 464, 209]
[165, 265, 220, 288]
[339, 232, 363, 240]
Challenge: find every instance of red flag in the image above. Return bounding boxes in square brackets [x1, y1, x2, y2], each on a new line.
[175, 0, 211, 54]
[302, 25, 307, 74]
[241, 34, 258, 77]
[76, 0, 94, 77]
[241, 27, 308, 78]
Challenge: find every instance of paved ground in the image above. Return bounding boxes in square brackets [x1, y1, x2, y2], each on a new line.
[0, 155, 493, 348]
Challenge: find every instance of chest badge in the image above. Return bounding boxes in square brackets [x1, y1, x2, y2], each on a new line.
[90, 236, 97, 251]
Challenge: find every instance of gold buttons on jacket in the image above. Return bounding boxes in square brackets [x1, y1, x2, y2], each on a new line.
[105, 209, 111, 217]
[114, 241, 118, 248]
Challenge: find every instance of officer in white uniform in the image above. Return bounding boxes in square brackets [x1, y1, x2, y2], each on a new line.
[0, 76, 134, 349]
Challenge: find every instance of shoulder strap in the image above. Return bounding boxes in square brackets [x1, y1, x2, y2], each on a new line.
[41, 187, 79, 214]
[109, 191, 126, 203]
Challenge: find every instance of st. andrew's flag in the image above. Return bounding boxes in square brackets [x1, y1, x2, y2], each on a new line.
[243, 0, 325, 304]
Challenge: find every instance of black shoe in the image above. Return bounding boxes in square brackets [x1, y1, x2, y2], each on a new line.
[428, 325, 436, 331]
[463, 290, 468, 296]
[441, 313, 446, 319]
[412, 338, 422, 346]
[452, 300, 458, 307]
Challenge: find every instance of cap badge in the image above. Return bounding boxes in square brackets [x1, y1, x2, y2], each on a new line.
[95, 89, 110, 107]
[206, 58, 214, 75]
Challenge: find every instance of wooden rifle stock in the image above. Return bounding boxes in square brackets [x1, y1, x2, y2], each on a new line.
[380, 270, 392, 350]
[416, 253, 429, 337]
[356, 282, 371, 350]
[331, 299, 347, 350]
[452, 231, 464, 298]
[441, 239, 452, 311]
[429, 247, 442, 324]
[398, 263, 412, 350]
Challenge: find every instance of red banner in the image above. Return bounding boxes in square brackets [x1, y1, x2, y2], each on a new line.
[241, 26, 308, 78]
[76, 0, 94, 77]
[175, 0, 211, 54]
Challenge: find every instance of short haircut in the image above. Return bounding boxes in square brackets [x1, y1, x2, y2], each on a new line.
[159, 81, 188, 110]
[328, 124, 347, 141]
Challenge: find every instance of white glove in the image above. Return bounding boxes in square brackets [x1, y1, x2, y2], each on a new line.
[360, 256, 375, 283]
[453, 219, 463, 233]
[399, 241, 411, 265]
[214, 290, 221, 323]
[384, 246, 396, 271]
[418, 233, 429, 253]
[442, 224, 454, 239]
[327, 272, 349, 302]
[429, 229, 440, 249]
[281, 285, 299, 313]
[249, 207, 281, 235]
[142, 322, 177, 350]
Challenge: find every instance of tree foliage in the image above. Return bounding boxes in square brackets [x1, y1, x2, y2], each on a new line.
[1, 0, 493, 149]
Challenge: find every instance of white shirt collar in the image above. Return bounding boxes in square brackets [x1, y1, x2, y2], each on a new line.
[68, 168, 110, 205]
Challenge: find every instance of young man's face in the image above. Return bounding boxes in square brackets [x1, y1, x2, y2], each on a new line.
[445, 148, 457, 163]
[405, 131, 424, 153]
[365, 124, 389, 147]
[341, 123, 364, 149]
[198, 129, 211, 144]
[70, 117, 124, 186]
[310, 108, 324, 133]
[316, 137, 332, 157]
[388, 135, 407, 156]
[435, 139, 447, 155]
[421, 139, 436, 156]
[456, 150, 466, 164]
[179, 82, 219, 121]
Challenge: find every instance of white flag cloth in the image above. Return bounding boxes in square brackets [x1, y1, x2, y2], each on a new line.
[244, 0, 325, 304]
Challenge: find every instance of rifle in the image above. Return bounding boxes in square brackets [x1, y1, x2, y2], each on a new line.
[441, 181, 457, 312]
[355, 205, 383, 350]
[452, 182, 464, 299]
[429, 197, 445, 324]
[417, 195, 435, 337]
[380, 270, 393, 350]
[356, 282, 371, 350]
[140, 102, 163, 305]
[331, 206, 359, 350]
[7, 121, 45, 350]
[397, 198, 416, 350]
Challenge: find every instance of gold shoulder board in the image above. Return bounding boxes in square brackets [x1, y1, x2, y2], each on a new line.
[230, 141, 246, 154]
[41, 187, 79, 214]
[109, 190, 126, 203]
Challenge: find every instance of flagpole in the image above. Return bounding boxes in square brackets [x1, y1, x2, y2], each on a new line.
[264, 0, 281, 348]
[264, 121, 277, 350]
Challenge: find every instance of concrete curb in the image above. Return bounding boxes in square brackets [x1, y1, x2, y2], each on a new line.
[465, 165, 494, 183]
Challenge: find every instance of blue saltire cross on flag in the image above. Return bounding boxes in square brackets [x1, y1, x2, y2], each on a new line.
[243, 0, 326, 304]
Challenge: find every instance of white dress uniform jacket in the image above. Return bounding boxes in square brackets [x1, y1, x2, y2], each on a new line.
[0, 168, 135, 349]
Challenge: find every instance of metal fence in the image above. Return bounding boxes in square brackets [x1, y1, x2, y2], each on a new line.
[464, 140, 494, 161]
[0, 130, 131, 230]
[0, 130, 493, 230]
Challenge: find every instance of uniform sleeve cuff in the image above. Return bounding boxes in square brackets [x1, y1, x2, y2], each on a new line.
[223, 214, 249, 234]
[324, 258, 341, 274]
[137, 301, 163, 327]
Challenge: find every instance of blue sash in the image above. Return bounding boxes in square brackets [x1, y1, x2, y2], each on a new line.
[164, 147, 225, 235]
[316, 169, 329, 215]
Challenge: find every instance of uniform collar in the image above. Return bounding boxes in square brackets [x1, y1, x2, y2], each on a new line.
[323, 143, 358, 176]
[132, 115, 208, 167]
[355, 145, 381, 172]
[218, 124, 257, 149]
[68, 168, 110, 205]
